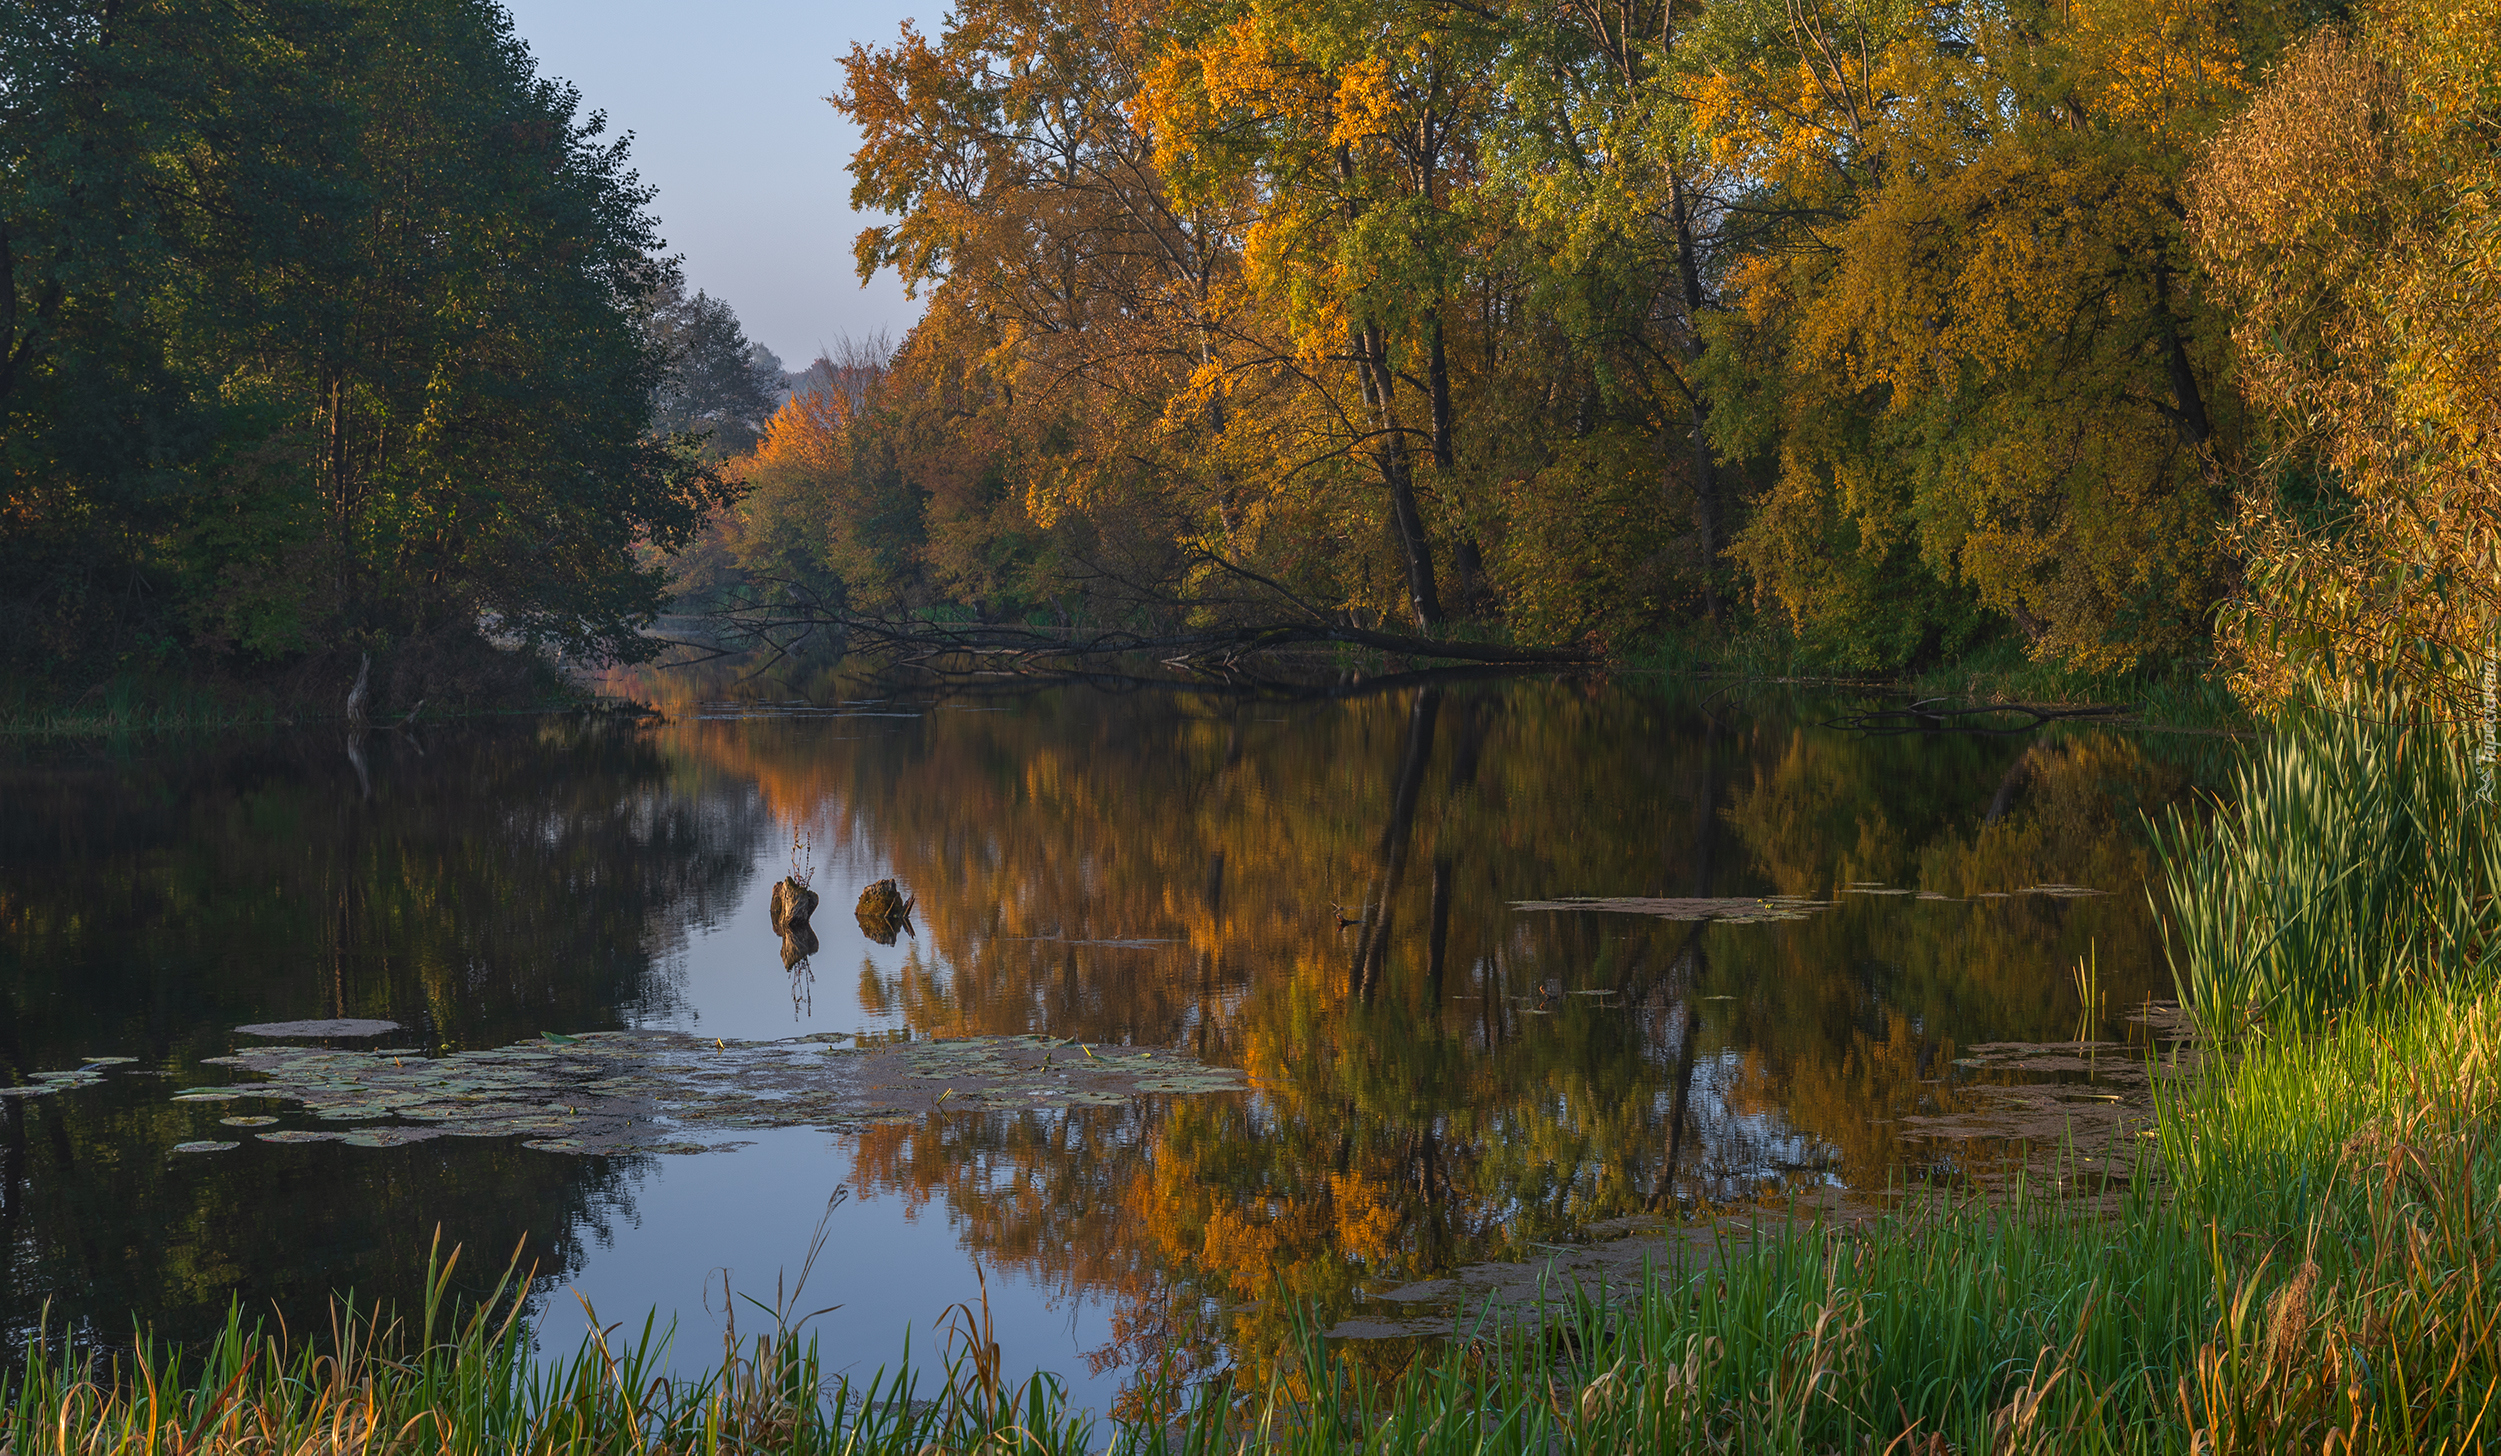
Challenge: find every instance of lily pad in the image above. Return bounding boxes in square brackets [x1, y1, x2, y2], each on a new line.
[219, 1116, 279, 1127]
[1511, 896, 1835, 924]
[184, 1028, 1250, 1159]
[339, 1127, 442, 1148]
[234, 1019, 402, 1038]
[173, 1140, 240, 1154]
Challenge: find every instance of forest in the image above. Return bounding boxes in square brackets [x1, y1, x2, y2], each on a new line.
[0, 0, 768, 708]
[701, 0, 2495, 708]
[7, 0, 2499, 709]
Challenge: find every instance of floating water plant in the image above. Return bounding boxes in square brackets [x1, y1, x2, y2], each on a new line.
[234, 1018, 402, 1037]
[169, 1030, 1247, 1157]
[0, 1057, 133, 1097]
[1509, 895, 1833, 924]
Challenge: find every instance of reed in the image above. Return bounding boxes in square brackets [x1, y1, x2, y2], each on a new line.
[2151, 686, 2501, 1036]
[2150, 987, 2501, 1452]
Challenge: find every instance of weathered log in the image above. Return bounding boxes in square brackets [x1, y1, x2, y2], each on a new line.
[855, 878, 916, 946]
[769, 877, 819, 935]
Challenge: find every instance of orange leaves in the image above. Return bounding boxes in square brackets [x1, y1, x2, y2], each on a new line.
[751, 390, 853, 481]
[1326, 1171, 1405, 1262]
[2189, 4, 2501, 712]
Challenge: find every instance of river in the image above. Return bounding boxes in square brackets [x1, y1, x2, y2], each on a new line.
[0, 665, 2214, 1415]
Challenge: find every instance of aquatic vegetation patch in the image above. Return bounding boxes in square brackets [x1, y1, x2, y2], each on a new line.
[234, 1018, 402, 1037]
[1512, 886, 2105, 922]
[0, 1057, 135, 1097]
[1509, 895, 1833, 924]
[149, 1031, 1252, 1156]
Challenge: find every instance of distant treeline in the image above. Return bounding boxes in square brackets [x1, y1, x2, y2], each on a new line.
[1, 0, 778, 706]
[681, 0, 2498, 708]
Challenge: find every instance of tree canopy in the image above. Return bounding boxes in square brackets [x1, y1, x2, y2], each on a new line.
[2, 0, 738, 697]
[647, 0, 2465, 708]
[15, 0, 2487, 710]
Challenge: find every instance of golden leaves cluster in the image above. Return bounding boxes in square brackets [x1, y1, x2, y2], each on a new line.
[2191, 0, 2501, 715]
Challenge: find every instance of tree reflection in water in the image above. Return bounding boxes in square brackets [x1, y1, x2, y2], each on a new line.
[625, 670, 2195, 1400]
[0, 718, 765, 1357]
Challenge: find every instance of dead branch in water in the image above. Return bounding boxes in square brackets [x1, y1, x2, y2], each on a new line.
[686, 580, 1598, 680]
[1823, 699, 2136, 737]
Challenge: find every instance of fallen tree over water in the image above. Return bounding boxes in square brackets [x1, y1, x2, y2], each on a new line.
[688, 580, 1598, 680]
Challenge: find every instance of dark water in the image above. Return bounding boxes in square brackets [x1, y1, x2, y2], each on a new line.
[0, 670, 2211, 1409]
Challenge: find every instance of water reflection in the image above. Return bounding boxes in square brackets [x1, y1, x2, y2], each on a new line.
[0, 718, 761, 1351]
[2, 671, 2201, 1406]
[617, 667, 2194, 1392]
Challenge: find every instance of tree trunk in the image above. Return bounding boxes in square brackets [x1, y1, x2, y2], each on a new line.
[1671, 173, 1721, 622]
[2154, 266, 2214, 445]
[1358, 321, 1446, 634]
[1427, 313, 1454, 470]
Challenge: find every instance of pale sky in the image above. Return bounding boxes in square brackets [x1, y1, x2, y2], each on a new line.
[504, 0, 932, 368]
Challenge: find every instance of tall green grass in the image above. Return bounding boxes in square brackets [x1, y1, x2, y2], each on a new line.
[2153, 688, 2501, 1035]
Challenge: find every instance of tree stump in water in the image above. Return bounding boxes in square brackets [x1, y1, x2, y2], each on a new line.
[769, 877, 819, 935]
[855, 878, 915, 946]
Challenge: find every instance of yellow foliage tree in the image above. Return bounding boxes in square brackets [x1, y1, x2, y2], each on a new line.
[1692, 0, 2261, 670]
[2190, 0, 2501, 717]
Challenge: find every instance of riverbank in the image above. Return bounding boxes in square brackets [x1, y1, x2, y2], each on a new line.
[10, 616, 2256, 738]
[0, 635, 631, 738]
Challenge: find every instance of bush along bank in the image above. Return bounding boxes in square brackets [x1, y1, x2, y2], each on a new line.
[6, 691, 2497, 1453]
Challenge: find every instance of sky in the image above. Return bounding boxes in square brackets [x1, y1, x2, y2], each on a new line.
[503, 0, 932, 369]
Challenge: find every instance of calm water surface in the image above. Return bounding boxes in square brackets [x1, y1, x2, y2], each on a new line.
[0, 670, 2211, 1410]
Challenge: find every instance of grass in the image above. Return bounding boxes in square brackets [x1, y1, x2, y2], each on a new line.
[5, 1055, 2495, 1453]
[2, 1228, 1114, 1456]
[0, 675, 289, 738]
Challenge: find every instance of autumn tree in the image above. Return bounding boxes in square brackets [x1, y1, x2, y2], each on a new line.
[840, 0, 1258, 623]
[1685, 0, 2267, 671]
[1142, 0, 1525, 633]
[2190, 0, 2501, 717]
[1487, 0, 1733, 624]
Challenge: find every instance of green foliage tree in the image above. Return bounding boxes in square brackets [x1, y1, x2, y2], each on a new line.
[2, 0, 735, 696]
[646, 281, 785, 460]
